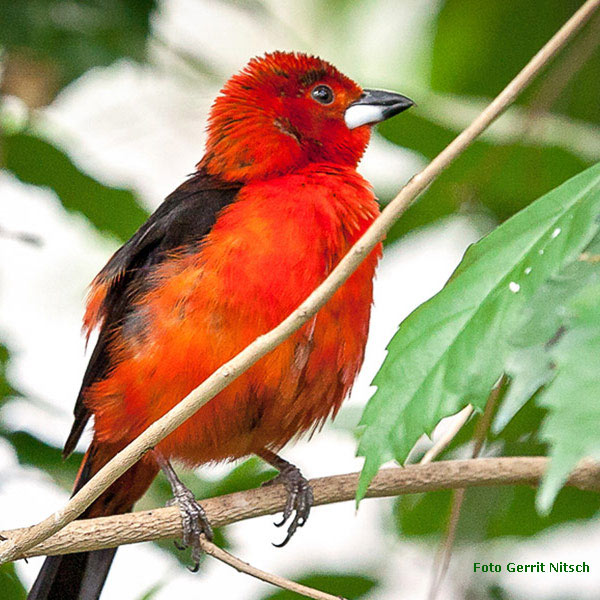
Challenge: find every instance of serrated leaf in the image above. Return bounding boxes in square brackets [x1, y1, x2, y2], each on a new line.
[535, 278, 600, 511]
[492, 236, 600, 510]
[495, 256, 600, 433]
[493, 344, 553, 433]
[357, 163, 600, 502]
[394, 393, 598, 540]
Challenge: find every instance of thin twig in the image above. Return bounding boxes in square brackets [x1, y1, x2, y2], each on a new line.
[427, 382, 503, 600]
[420, 406, 474, 465]
[1, 0, 598, 565]
[199, 535, 344, 600]
[3, 457, 600, 561]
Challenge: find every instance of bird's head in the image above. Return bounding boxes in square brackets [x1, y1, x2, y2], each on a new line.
[200, 51, 413, 182]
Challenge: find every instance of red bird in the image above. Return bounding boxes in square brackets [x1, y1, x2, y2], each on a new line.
[30, 51, 413, 599]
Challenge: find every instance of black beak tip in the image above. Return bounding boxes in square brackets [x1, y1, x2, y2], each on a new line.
[389, 98, 414, 118]
[345, 88, 415, 129]
[370, 90, 415, 118]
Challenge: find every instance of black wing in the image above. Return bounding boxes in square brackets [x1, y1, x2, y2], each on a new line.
[63, 171, 242, 457]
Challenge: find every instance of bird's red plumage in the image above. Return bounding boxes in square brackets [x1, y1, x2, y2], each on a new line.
[200, 51, 370, 181]
[88, 164, 380, 464]
[30, 50, 409, 600]
[82, 51, 382, 466]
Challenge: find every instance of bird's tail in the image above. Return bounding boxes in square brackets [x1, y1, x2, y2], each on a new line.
[28, 441, 159, 600]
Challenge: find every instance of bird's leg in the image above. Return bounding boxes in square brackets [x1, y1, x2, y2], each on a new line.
[154, 452, 213, 572]
[257, 448, 313, 547]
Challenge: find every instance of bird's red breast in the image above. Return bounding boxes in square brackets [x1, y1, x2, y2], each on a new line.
[65, 51, 394, 467]
[32, 50, 416, 600]
[87, 163, 381, 465]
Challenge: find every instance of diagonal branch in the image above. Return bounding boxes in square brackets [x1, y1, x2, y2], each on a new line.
[3, 457, 600, 560]
[1, 0, 598, 565]
[198, 535, 345, 600]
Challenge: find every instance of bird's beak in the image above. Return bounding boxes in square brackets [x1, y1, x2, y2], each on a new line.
[344, 89, 414, 130]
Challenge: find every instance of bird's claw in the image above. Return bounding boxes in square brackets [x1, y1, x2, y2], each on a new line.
[168, 486, 213, 572]
[267, 464, 313, 547]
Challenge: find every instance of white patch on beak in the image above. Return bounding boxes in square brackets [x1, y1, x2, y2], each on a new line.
[344, 104, 387, 129]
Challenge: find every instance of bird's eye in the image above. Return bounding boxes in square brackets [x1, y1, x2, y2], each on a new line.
[311, 85, 334, 105]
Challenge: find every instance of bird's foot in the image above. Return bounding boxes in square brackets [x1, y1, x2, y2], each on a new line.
[167, 486, 213, 572]
[156, 453, 213, 572]
[264, 463, 313, 547]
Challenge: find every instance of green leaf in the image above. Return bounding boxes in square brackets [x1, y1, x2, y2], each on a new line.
[535, 276, 600, 511]
[493, 344, 553, 433]
[259, 573, 376, 600]
[490, 234, 600, 510]
[357, 163, 600, 502]
[0, 563, 26, 600]
[495, 256, 600, 433]
[0, 0, 156, 92]
[3, 131, 148, 242]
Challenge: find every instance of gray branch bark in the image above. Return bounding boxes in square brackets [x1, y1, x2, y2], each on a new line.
[3, 457, 600, 560]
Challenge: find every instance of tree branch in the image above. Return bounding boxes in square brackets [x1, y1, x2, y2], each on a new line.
[198, 535, 345, 600]
[1, 0, 598, 565]
[3, 457, 600, 561]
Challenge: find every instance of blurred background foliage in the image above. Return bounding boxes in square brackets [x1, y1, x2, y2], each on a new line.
[0, 1, 598, 599]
